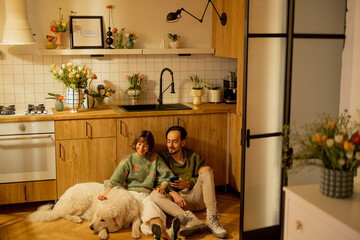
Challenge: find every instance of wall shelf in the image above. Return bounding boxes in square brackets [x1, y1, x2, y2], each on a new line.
[38, 48, 214, 56]
[142, 48, 215, 55]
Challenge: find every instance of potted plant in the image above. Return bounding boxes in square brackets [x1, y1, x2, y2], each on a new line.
[168, 33, 180, 49]
[46, 93, 64, 111]
[190, 74, 204, 105]
[287, 110, 360, 198]
[84, 83, 115, 109]
[204, 85, 222, 103]
[45, 35, 55, 49]
[50, 8, 72, 49]
[125, 32, 137, 49]
[125, 73, 145, 105]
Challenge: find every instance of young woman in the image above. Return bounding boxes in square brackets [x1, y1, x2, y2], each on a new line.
[98, 130, 180, 240]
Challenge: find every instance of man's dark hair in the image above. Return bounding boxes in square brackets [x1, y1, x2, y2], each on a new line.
[166, 126, 187, 140]
[132, 130, 155, 152]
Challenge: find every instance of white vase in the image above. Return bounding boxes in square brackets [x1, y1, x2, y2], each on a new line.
[65, 88, 83, 113]
[170, 40, 179, 49]
[127, 89, 142, 105]
[191, 89, 204, 105]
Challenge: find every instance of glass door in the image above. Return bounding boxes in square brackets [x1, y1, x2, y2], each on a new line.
[240, 0, 346, 239]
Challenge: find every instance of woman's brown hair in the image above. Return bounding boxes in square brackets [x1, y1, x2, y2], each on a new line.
[132, 130, 155, 152]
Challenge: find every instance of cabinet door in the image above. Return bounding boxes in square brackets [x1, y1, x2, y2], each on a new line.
[213, 0, 245, 58]
[0, 183, 26, 204]
[175, 113, 228, 185]
[55, 119, 116, 140]
[117, 116, 174, 161]
[229, 113, 241, 191]
[56, 138, 117, 197]
[0, 180, 56, 205]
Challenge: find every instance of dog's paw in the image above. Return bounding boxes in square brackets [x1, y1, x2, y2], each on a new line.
[132, 230, 141, 239]
[98, 229, 108, 240]
[65, 215, 83, 223]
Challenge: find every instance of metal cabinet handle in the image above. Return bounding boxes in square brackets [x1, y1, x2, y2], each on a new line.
[59, 143, 64, 161]
[86, 121, 91, 138]
[0, 135, 53, 141]
[120, 120, 125, 136]
[296, 220, 302, 230]
[24, 185, 27, 201]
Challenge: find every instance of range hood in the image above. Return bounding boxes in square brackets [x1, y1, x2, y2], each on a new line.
[1, 0, 36, 45]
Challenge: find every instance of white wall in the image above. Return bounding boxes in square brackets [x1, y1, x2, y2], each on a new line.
[0, 0, 237, 108]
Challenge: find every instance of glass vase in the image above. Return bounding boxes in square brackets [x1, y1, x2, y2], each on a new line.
[95, 97, 105, 108]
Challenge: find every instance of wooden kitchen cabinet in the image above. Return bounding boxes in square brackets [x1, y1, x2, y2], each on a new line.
[283, 185, 360, 240]
[175, 113, 228, 185]
[0, 180, 56, 205]
[117, 116, 174, 160]
[212, 0, 245, 59]
[55, 119, 117, 197]
[229, 113, 241, 191]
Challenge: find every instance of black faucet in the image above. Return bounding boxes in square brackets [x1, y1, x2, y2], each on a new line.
[158, 68, 175, 106]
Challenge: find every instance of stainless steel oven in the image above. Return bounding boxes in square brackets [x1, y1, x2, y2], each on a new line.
[0, 121, 56, 183]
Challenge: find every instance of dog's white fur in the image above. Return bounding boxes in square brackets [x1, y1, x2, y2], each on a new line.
[27, 182, 142, 239]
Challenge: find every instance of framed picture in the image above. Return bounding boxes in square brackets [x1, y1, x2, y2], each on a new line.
[69, 16, 104, 49]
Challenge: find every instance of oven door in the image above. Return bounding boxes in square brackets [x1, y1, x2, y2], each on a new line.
[0, 134, 56, 183]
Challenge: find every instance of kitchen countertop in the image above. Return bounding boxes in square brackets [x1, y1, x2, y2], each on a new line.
[0, 103, 236, 122]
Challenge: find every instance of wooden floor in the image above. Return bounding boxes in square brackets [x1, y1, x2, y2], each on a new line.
[0, 190, 240, 240]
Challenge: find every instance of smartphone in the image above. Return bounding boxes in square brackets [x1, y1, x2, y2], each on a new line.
[170, 176, 179, 182]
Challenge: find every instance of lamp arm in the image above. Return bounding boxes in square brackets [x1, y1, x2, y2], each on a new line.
[208, 0, 223, 20]
[181, 8, 203, 23]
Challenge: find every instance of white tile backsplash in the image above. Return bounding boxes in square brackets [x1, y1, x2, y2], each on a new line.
[0, 54, 237, 108]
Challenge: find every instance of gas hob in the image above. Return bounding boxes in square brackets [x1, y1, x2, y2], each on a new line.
[0, 104, 53, 117]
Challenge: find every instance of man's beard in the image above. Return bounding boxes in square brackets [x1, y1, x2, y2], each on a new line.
[169, 147, 181, 155]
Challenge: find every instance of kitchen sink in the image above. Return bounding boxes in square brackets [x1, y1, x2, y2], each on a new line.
[119, 104, 192, 112]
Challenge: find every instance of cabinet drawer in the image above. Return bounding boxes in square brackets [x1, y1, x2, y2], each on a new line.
[0, 180, 56, 205]
[286, 196, 351, 240]
[55, 119, 116, 140]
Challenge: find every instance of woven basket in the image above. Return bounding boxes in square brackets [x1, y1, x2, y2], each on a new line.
[320, 167, 354, 198]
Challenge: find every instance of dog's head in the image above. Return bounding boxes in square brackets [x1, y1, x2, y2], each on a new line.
[89, 207, 123, 234]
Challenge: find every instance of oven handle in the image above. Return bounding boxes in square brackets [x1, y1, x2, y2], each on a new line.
[0, 134, 54, 141]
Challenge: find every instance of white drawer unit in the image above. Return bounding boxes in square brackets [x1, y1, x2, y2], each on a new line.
[283, 184, 360, 240]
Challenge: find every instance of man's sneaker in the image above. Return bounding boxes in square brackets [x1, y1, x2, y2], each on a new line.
[178, 210, 209, 237]
[206, 209, 228, 239]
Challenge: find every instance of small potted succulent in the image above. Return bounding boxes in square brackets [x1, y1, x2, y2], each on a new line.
[168, 33, 180, 49]
[204, 85, 222, 103]
[190, 74, 205, 105]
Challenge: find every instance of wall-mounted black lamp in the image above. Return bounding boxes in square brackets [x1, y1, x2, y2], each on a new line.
[167, 0, 227, 26]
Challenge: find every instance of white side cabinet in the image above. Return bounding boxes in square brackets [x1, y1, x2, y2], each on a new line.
[283, 184, 360, 240]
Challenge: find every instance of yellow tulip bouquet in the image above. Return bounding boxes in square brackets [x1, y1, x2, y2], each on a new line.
[289, 110, 360, 171]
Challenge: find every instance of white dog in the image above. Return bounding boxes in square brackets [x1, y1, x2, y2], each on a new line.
[28, 182, 142, 239]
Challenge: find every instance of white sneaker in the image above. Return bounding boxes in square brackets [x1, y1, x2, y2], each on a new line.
[206, 209, 228, 239]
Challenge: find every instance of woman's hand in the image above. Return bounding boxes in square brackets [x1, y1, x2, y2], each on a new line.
[98, 194, 107, 201]
[169, 191, 187, 209]
[170, 178, 190, 190]
[157, 183, 168, 194]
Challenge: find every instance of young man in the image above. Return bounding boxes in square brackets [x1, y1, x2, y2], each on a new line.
[150, 126, 228, 239]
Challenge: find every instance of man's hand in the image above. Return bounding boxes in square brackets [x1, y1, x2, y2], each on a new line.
[170, 178, 190, 190]
[169, 191, 187, 209]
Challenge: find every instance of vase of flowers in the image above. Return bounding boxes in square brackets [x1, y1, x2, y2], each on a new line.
[190, 74, 204, 105]
[125, 32, 137, 49]
[125, 73, 144, 105]
[46, 93, 64, 111]
[84, 80, 115, 109]
[50, 8, 70, 49]
[50, 63, 96, 113]
[113, 27, 125, 49]
[168, 33, 180, 49]
[45, 35, 55, 49]
[288, 110, 360, 198]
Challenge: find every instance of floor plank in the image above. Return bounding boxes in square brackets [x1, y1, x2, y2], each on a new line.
[0, 191, 240, 240]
